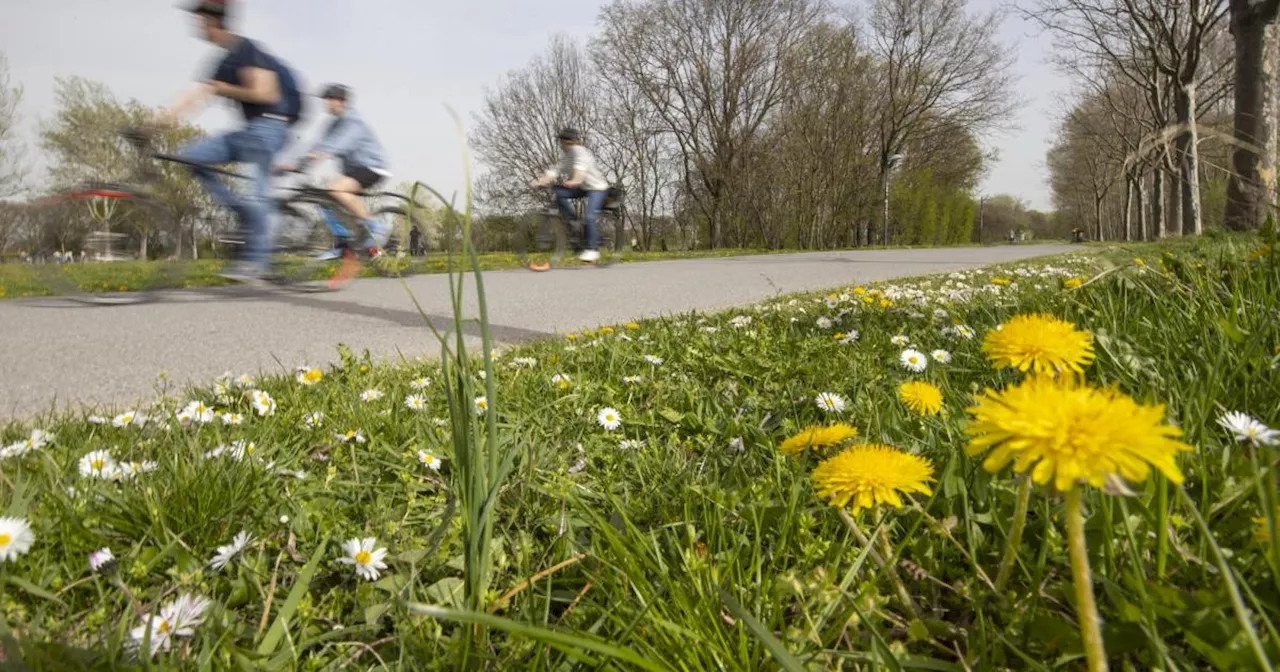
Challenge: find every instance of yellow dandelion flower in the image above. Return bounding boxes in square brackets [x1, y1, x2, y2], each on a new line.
[853, 286, 867, 296]
[1063, 277, 1085, 289]
[898, 381, 943, 416]
[566, 333, 578, 341]
[625, 322, 641, 330]
[981, 313, 1094, 375]
[600, 327, 615, 335]
[965, 377, 1192, 492]
[811, 444, 934, 514]
[779, 424, 858, 456]
[1254, 507, 1279, 544]
[990, 276, 1012, 286]
[863, 296, 874, 305]
[879, 298, 892, 308]
[1133, 257, 1146, 267]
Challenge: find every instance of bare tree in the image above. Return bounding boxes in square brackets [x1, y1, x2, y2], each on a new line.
[1223, 0, 1280, 230]
[0, 52, 24, 199]
[596, 0, 828, 248]
[866, 0, 1017, 245]
[470, 35, 601, 214]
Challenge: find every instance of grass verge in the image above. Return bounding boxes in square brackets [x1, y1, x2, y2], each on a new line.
[1, 232, 1277, 670]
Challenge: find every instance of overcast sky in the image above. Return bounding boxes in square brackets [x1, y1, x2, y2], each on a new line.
[3, 0, 1070, 210]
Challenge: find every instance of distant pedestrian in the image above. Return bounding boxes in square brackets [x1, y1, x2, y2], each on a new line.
[409, 226, 422, 256]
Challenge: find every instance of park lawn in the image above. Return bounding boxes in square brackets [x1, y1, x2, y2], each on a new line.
[1, 232, 1278, 670]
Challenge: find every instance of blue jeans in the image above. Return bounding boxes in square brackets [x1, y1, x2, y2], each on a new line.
[179, 117, 289, 268]
[553, 186, 606, 251]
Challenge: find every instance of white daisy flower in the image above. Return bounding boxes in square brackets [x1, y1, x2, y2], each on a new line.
[729, 315, 753, 328]
[431, 417, 449, 427]
[235, 374, 256, 388]
[130, 593, 211, 658]
[945, 325, 975, 340]
[838, 331, 860, 345]
[0, 517, 35, 563]
[27, 429, 54, 449]
[551, 374, 572, 389]
[404, 394, 427, 411]
[816, 316, 834, 330]
[335, 430, 366, 444]
[303, 412, 325, 429]
[933, 308, 949, 319]
[623, 375, 643, 385]
[218, 412, 244, 426]
[88, 415, 107, 425]
[295, 367, 324, 386]
[815, 392, 847, 413]
[251, 390, 276, 416]
[409, 377, 432, 390]
[702, 326, 720, 334]
[113, 411, 142, 428]
[597, 407, 623, 431]
[0, 440, 32, 461]
[474, 396, 489, 415]
[360, 389, 385, 403]
[117, 461, 158, 480]
[890, 335, 910, 347]
[339, 537, 389, 581]
[900, 349, 928, 372]
[644, 355, 664, 366]
[417, 450, 442, 471]
[79, 450, 118, 480]
[175, 409, 195, 427]
[88, 547, 115, 573]
[511, 357, 537, 369]
[205, 440, 256, 461]
[931, 349, 953, 364]
[209, 531, 253, 570]
[568, 457, 588, 474]
[1218, 412, 1280, 447]
[618, 439, 644, 451]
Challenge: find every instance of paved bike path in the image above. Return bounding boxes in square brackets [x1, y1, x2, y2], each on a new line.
[0, 245, 1073, 419]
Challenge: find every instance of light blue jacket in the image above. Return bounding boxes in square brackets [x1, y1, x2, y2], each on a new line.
[310, 110, 386, 170]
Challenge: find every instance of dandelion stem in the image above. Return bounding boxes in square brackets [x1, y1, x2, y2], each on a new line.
[839, 509, 919, 618]
[1065, 488, 1107, 672]
[995, 475, 1032, 592]
[1155, 476, 1169, 578]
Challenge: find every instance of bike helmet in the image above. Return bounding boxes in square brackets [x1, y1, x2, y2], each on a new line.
[557, 127, 582, 142]
[319, 84, 350, 101]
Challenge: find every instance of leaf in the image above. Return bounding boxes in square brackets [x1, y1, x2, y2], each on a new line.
[365, 603, 391, 625]
[907, 619, 930, 642]
[423, 577, 465, 607]
[257, 535, 328, 656]
[718, 589, 806, 672]
[658, 408, 685, 424]
[373, 574, 409, 594]
[397, 549, 429, 564]
[1217, 317, 1247, 345]
[407, 603, 671, 672]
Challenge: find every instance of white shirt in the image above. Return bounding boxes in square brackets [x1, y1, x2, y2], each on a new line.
[545, 145, 610, 191]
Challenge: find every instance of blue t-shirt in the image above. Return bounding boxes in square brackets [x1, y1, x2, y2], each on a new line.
[208, 38, 284, 121]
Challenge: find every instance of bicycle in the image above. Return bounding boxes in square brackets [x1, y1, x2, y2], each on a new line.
[30, 129, 426, 304]
[515, 186, 626, 271]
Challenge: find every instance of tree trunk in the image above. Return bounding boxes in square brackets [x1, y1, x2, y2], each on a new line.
[1123, 174, 1134, 241]
[1152, 168, 1166, 237]
[139, 233, 148, 260]
[1176, 85, 1204, 236]
[1137, 171, 1148, 241]
[1094, 195, 1104, 241]
[1170, 165, 1184, 236]
[1225, 1, 1280, 231]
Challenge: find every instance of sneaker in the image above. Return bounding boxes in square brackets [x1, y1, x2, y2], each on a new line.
[578, 249, 601, 263]
[218, 263, 270, 287]
[314, 247, 344, 262]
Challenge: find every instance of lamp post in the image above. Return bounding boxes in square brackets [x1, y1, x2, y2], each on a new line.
[883, 154, 904, 247]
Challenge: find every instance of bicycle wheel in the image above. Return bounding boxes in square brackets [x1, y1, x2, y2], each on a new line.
[592, 209, 624, 268]
[267, 200, 342, 291]
[27, 185, 197, 305]
[361, 205, 425, 278]
[516, 210, 567, 272]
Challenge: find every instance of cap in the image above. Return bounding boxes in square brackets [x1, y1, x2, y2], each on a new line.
[319, 84, 350, 101]
[557, 127, 581, 142]
[187, 0, 229, 17]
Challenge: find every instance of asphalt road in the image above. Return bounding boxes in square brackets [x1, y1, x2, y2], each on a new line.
[0, 244, 1074, 419]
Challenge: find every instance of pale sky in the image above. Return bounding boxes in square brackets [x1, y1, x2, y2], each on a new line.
[3, 0, 1068, 210]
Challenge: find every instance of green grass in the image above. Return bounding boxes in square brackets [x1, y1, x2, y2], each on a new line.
[2, 233, 1277, 670]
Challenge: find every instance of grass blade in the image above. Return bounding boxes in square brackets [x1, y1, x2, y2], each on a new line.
[257, 535, 328, 656]
[718, 588, 807, 672]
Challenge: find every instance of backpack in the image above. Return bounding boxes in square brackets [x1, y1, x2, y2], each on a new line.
[260, 48, 304, 125]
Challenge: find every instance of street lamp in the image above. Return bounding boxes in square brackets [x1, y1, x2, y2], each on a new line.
[882, 154, 904, 247]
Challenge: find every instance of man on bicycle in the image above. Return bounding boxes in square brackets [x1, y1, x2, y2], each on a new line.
[530, 128, 609, 263]
[152, 0, 302, 284]
[277, 84, 392, 261]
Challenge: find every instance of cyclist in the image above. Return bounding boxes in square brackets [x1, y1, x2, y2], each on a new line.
[530, 128, 609, 262]
[277, 84, 392, 261]
[151, 0, 303, 284]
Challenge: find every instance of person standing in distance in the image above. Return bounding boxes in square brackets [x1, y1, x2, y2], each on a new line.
[151, 0, 304, 284]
